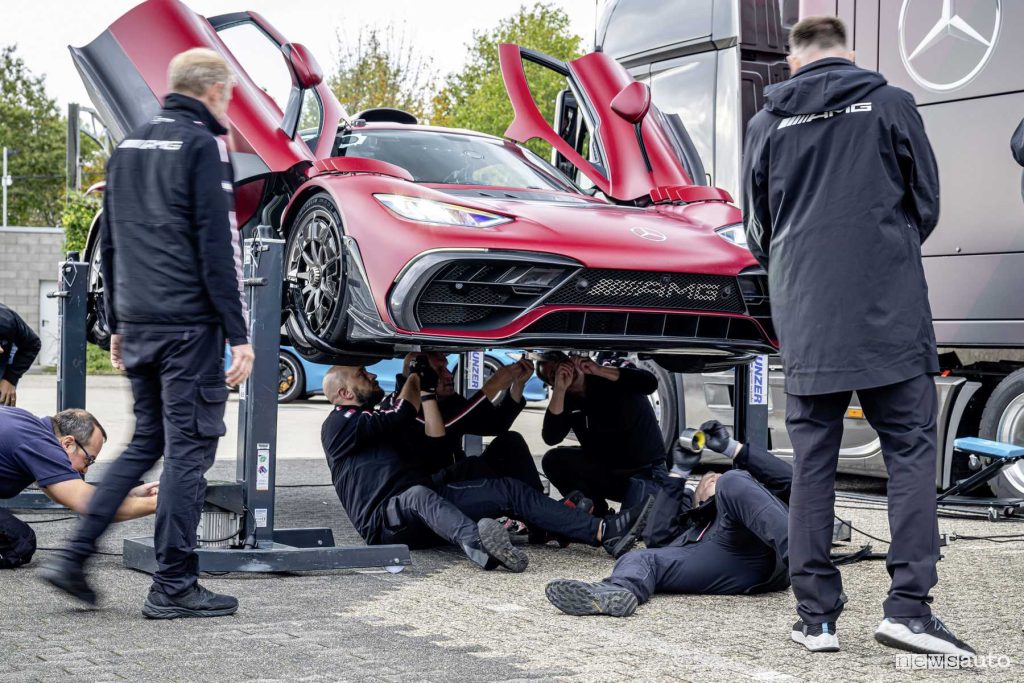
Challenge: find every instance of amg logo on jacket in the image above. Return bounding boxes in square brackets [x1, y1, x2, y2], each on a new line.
[119, 139, 183, 151]
[777, 102, 872, 130]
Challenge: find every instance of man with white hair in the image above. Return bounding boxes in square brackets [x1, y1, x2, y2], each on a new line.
[42, 48, 253, 620]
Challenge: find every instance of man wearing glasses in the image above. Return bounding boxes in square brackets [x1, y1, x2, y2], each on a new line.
[0, 407, 158, 569]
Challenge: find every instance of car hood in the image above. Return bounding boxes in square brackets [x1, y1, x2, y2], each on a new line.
[437, 193, 755, 276]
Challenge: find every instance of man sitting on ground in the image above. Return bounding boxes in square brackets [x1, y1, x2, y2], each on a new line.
[538, 354, 668, 516]
[384, 352, 542, 492]
[0, 407, 158, 569]
[320, 362, 653, 571]
[545, 421, 790, 619]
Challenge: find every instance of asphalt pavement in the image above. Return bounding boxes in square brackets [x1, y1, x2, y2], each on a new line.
[2, 374, 1023, 682]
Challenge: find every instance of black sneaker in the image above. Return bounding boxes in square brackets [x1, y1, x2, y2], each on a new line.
[545, 579, 637, 617]
[142, 583, 238, 619]
[791, 619, 840, 652]
[38, 554, 97, 606]
[874, 615, 975, 657]
[600, 495, 654, 558]
[476, 518, 528, 572]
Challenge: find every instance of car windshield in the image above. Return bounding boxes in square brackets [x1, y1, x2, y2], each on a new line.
[333, 129, 581, 193]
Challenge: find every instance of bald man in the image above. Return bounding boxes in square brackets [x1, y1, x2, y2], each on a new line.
[320, 364, 654, 571]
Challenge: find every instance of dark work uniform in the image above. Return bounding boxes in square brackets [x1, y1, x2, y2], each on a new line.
[0, 407, 84, 568]
[0, 304, 42, 389]
[541, 364, 668, 515]
[608, 444, 790, 603]
[64, 94, 246, 596]
[742, 58, 941, 624]
[383, 388, 542, 492]
[321, 400, 600, 551]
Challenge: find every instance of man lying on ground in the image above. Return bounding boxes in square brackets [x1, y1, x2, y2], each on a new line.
[545, 421, 789, 616]
[320, 363, 653, 571]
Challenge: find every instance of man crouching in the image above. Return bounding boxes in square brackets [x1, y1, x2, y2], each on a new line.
[320, 362, 653, 571]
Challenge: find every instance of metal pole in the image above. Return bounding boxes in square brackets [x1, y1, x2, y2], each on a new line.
[236, 226, 284, 545]
[459, 351, 485, 457]
[55, 259, 89, 411]
[2, 147, 9, 227]
[733, 355, 769, 450]
[66, 103, 81, 192]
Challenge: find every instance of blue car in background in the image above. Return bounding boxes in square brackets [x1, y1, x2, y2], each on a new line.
[227, 347, 548, 404]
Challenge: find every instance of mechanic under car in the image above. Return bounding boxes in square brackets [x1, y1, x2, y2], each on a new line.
[537, 354, 668, 517]
[320, 361, 654, 571]
[382, 352, 543, 493]
[545, 420, 790, 617]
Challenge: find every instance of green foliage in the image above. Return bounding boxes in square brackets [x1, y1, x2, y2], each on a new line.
[0, 44, 66, 226]
[60, 190, 101, 255]
[431, 3, 582, 156]
[329, 26, 436, 121]
[86, 343, 116, 375]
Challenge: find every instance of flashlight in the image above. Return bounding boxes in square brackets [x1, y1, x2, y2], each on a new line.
[679, 428, 706, 453]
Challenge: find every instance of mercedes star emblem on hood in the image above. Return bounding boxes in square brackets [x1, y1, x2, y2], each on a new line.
[630, 226, 667, 242]
[898, 0, 1001, 92]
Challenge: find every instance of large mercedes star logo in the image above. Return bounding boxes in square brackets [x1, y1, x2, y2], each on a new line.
[630, 226, 667, 242]
[898, 0, 1001, 92]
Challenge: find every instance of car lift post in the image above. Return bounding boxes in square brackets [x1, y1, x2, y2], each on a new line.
[122, 226, 411, 573]
[458, 351, 485, 457]
[733, 354, 769, 450]
[0, 255, 87, 511]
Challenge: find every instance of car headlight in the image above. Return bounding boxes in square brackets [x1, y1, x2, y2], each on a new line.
[374, 194, 512, 228]
[715, 223, 748, 248]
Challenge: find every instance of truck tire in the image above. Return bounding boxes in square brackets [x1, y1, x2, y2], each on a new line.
[638, 360, 679, 454]
[978, 368, 1024, 498]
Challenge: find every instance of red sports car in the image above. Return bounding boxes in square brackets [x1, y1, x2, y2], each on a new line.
[72, 0, 775, 370]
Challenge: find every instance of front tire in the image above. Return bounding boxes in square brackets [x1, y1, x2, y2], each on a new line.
[638, 359, 679, 454]
[979, 369, 1024, 498]
[284, 194, 348, 349]
[83, 213, 112, 350]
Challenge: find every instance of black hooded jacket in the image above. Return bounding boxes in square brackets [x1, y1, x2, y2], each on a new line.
[0, 304, 41, 386]
[742, 58, 939, 395]
[99, 94, 247, 345]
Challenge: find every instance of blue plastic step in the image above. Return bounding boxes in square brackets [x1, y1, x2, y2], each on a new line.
[954, 437, 1024, 459]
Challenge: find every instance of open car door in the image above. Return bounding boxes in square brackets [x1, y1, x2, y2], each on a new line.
[69, 0, 344, 182]
[499, 44, 721, 203]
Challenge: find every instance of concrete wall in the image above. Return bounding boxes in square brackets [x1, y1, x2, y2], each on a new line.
[0, 227, 67, 366]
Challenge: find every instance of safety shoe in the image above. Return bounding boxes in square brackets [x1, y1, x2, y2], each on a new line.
[600, 495, 654, 558]
[38, 554, 97, 606]
[791, 619, 840, 652]
[142, 583, 238, 619]
[477, 518, 529, 572]
[545, 579, 637, 617]
[874, 615, 975, 657]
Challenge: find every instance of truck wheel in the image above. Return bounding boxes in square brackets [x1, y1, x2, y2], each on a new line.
[978, 368, 1024, 498]
[638, 360, 679, 454]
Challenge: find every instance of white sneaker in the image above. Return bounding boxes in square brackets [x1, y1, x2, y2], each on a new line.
[874, 616, 975, 657]
[791, 619, 840, 652]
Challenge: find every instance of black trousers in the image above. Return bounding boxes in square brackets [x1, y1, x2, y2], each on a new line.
[66, 323, 228, 596]
[433, 431, 543, 493]
[379, 477, 601, 549]
[0, 508, 36, 569]
[542, 446, 667, 515]
[786, 373, 939, 623]
[607, 467, 789, 602]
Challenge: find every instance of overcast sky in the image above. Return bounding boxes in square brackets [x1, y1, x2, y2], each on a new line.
[4, 0, 600, 110]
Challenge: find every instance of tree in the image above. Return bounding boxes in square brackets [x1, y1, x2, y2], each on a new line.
[329, 26, 436, 122]
[431, 3, 583, 156]
[0, 45, 66, 226]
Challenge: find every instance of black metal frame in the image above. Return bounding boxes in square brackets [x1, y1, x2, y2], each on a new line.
[118, 227, 410, 573]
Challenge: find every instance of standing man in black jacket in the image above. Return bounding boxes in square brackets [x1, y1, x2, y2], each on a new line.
[41, 49, 253, 620]
[539, 355, 667, 516]
[0, 303, 42, 406]
[742, 17, 972, 656]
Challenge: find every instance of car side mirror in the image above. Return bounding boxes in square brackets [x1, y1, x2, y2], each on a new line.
[610, 82, 651, 124]
[283, 42, 323, 89]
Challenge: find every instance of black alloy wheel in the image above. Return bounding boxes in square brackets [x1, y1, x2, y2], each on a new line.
[277, 351, 307, 403]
